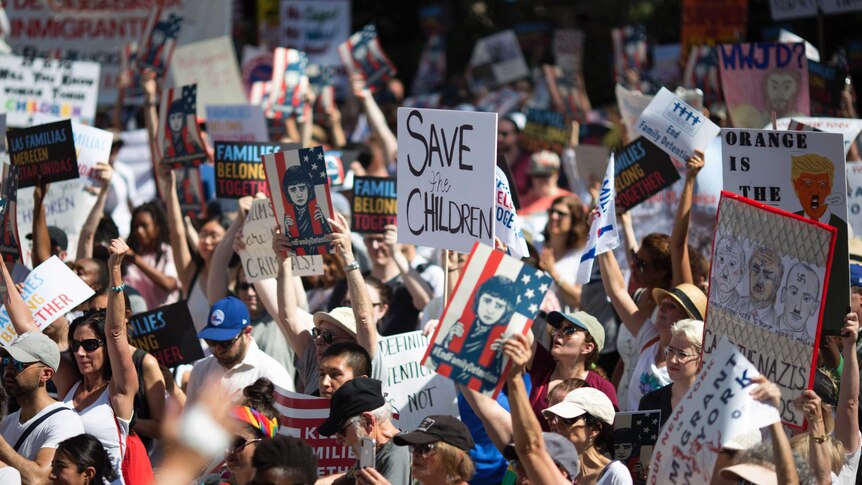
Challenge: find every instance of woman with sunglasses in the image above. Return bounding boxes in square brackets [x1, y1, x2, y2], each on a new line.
[537, 194, 588, 309]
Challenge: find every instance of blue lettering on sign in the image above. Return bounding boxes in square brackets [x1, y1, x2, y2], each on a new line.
[719, 42, 805, 71]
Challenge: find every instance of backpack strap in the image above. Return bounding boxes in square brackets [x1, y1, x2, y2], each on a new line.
[13, 407, 70, 452]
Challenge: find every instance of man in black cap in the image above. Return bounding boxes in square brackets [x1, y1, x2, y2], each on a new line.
[26, 225, 68, 266]
[317, 378, 410, 484]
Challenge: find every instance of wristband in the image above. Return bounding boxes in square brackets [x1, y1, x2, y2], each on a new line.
[813, 434, 828, 444]
[110, 283, 126, 293]
[178, 406, 231, 457]
[344, 260, 360, 273]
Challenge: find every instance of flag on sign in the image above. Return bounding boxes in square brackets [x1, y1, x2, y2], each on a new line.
[494, 166, 529, 259]
[268, 48, 309, 120]
[611, 25, 648, 83]
[577, 155, 618, 284]
[308, 64, 336, 116]
[136, 8, 183, 76]
[0, 164, 19, 262]
[157, 84, 209, 167]
[338, 24, 397, 92]
[614, 410, 661, 484]
[262, 146, 334, 256]
[422, 243, 551, 398]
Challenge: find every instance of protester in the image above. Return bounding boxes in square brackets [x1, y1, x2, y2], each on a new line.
[50, 433, 118, 485]
[497, 114, 532, 197]
[503, 432, 581, 484]
[124, 201, 181, 310]
[251, 435, 318, 485]
[536, 195, 588, 309]
[318, 342, 372, 399]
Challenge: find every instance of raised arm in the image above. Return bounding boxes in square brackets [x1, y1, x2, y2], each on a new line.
[142, 70, 160, 165]
[31, 180, 53, 267]
[77, 162, 114, 260]
[105, 239, 138, 421]
[597, 249, 648, 336]
[458, 384, 513, 451]
[206, 196, 251, 303]
[835, 312, 860, 453]
[329, 213, 377, 357]
[670, 150, 703, 287]
[794, 390, 831, 484]
[273, 229, 314, 355]
[300, 89, 315, 148]
[384, 224, 432, 311]
[750, 375, 800, 485]
[156, 164, 196, 291]
[352, 74, 397, 163]
[0, 257, 37, 334]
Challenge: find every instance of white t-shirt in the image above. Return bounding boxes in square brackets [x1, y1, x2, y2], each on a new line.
[63, 383, 129, 485]
[0, 402, 84, 460]
[626, 320, 670, 411]
[552, 249, 582, 307]
[0, 466, 21, 485]
[186, 340, 296, 402]
[596, 460, 634, 485]
[833, 431, 862, 484]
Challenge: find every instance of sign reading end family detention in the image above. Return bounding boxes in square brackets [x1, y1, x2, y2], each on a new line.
[7, 120, 78, 188]
[352, 176, 397, 234]
[128, 301, 203, 367]
[214, 141, 298, 198]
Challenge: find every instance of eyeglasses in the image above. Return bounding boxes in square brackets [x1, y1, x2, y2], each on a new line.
[546, 413, 583, 427]
[548, 208, 571, 218]
[227, 436, 262, 453]
[664, 346, 700, 362]
[336, 417, 360, 437]
[204, 333, 243, 349]
[312, 327, 334, 344]
[1, 357, 38, 373]
[199, 231, 223, 241]
[237, 282, 254, 291]
[70, 338, 104, 353]
[408, 443, 439, 456]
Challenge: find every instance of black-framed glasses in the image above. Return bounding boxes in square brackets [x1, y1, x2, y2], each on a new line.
[312, 327, 334, 344]
[408, 443, 439, 456]
[204, 333, 243, 349]
[227, 436, 262, 453]
[1, 357, 37, 373]
[70, 338, 104, 353]
[341, 299, 383, 308]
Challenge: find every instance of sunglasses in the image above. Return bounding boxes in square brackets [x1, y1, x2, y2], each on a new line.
[547, 413, 582, 427]
[1, 357, 38, 373]
[227, 436, 262, 453]
[70, 338, 104, 353]
[204, 333, 243, 349]
[548, 208, 571, 218]
[549, 323, 580, 338]
[236, 282, 254, 291]
[408, 443, 438, 456]
[312, 327, 334, 344]
[340, 299, 383, 308]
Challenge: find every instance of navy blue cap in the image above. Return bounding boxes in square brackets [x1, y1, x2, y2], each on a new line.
[852, 264, 862, 288]
[198, 296, 250, 341]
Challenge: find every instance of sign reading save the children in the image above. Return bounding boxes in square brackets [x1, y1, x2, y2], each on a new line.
[634, 87, 720, 163]
[128, 301, 203, 367]
[0, 256, 94, 346]
[397, 107, 497, 254]
[615, 137, 681, 212]
[352, 176, 397, 234]
[215, 141, 298, 199]
[7, 119, 78, 188]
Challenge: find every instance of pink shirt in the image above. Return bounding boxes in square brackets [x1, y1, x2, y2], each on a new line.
[124, 243, 180, 311]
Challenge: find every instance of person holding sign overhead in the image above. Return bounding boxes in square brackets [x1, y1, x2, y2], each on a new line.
[281, 165, 332, 256]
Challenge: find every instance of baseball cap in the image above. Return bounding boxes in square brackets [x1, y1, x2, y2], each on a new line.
[394, 415, 475, 452]
[851, 263, 862, 287]
[3, 331, 60, 372]
[313, 307, 358, 338]
[543, 387, 615, 426]
[26, 226, 68, 251]
[197, 296, 250, 341]
[720, 463, 777, 485]
[547, 310, 605, 352]
[527, 150, 561, 176]
[317, 378, 386, 437]
[503, 432, 580, 480]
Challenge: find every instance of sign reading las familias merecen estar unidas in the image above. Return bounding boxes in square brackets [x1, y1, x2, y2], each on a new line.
[7, 119, 78, 188]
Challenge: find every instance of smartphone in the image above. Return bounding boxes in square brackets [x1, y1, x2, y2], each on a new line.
[359, 437, 376, 469]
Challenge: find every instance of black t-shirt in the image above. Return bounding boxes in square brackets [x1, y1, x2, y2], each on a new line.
[379, 273, 421, 336]
[638, 383, 674, 430]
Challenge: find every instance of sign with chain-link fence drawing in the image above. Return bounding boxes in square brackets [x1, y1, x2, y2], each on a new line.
[704, 191, 836, 428]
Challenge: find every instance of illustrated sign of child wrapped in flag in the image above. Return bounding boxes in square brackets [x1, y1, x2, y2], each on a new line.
[422, 242, 551, 398]
[157, 83, 209, 167]
[262, 145, 334, 256]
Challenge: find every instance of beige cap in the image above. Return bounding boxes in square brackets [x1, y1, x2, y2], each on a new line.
[547, 310, 605, 352]
[312, 307, 357, 337]
[720, 463, 777, 485]
[543, 387, 615, 425]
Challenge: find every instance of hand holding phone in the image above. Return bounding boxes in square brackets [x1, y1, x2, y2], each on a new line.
[359, 436, 376, 469]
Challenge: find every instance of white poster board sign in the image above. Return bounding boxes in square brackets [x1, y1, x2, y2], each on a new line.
[615, 83, 653, 141]
[847, 164, 862, 238]
[279, 0, 351, 67]
[468, 30, 529, 92]
[771, 116, 862, 156]
[205, 105, 268, 142]
[634, 87, 720, 162]
[396, 107, 497, 253]
[168, 36, 246, 119]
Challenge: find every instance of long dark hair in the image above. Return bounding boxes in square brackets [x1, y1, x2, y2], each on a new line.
[56, 434, 118, 483]
[127, 200, 170, 264]
[69, 310, 111, 380]
[542, 194, 588, 250]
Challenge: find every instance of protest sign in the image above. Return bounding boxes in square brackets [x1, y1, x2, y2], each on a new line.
[779, 29, 820, 62]
[0, 165, 21, 262]
[718, 42, 810, 129]
[308, 64, 336, 116]
[0, 55, 100, 128]
[422, 243, 551, 398]
[174, 166, 207, 218]
[614, 410, 661, 484]
[338, 25, 397, 93]
[808, 61, 848, 117]
[615, 138, 681, 212]
[157, 84, 210, 167]
[137, 9, 183, 77]
[848, 164, 862, 238]
[240, 199, 324, 283]
[722, 129, 848, 335]
[8, 119, 77, 188]
[773, 116, 862, 156]
[31, 114, 114, 191]
[267, 48, 309, 120]
[279, 0, 351, 67]
[680, 0, 748, 59]
[117, 129, 157, 210]
[650, 45, 682, 87]
[768, 0, 862, 20]
[128, 301, 203, 367]
[553, 29, 585, 73]
[682, 46, 723, 108]
[205, 105, 268, 142]
[377, 331, 459, 431]
[634, 87, 721, 162]
[168, 36, 247, 119]
[648, 337, 781, 483]
[351, 176, 397, 234]
[467, 30, 529, 93]
[611, 25, 648, 83]
[705, 192, 836, 428]
[543, 65, 591, 116]
[0, 256, 94, 345]
[520, 109, 568, 154]
[273, 386, 354, 476]
[214, 141, 297, 199]
[475, 87, 523, 115]
[241, 46, 274, 97]
[396, 107, 497, 254]
[495, 166, 529, 259]
[569, 145, 611, 189]
[577, 157, 619, 284]
[262, 145, 334, 256]
[615, 84, 654, 141]
[324, 149, 357, 188]
[411, 34, 446, 96]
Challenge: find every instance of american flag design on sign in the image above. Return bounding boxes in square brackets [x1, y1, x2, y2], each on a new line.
[136, 8, 183, 76]
[308, 64, 335, 117]
[273, 386, 355, 476]
[0, 164, 20, 262]
[683, 46, 723, 108]
[262, 145, 334, 256]
[422, 242, 551, 399]
[157, 84, 210, 167]
[611, 25, 648, 83]
[338, 24, 397, 93]
[268, 48, 309, 121]
[614, 410, 661, 485]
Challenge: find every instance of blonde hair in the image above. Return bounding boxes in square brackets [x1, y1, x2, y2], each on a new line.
[436, 441, 475, 483]
[670, 319, 704, 350]
[790, 433, 843, 474]
[791, 154, 834, 183]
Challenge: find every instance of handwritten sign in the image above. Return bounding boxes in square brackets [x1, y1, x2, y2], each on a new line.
[279, 0, 351, 67]
[0, 256, 95, 346]
[615, 138, 681, 212]
[168, 36, 246, 119]
[205, 104, 268, 142]
[396, 107, 497, 253]
[773, 116, 862, 156]
[214, 141, 297, 199]
[351, 176, 396, 234]
[635, 87, 721, 162]
[128, 301, 203, 367]
[8, 119, 78, 188]
[553, 29, 585, 73]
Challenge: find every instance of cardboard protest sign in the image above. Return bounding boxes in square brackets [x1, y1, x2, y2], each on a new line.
[614, 410, 661, 484]
[611, 25, 648, 83]
[543, 65, 591, 116]
[615, 138, 681, 212]
[8, 120, 77, 188]
[680, 0, 748, 60]
[168, 36, 246, 119]
[205, 105, 268, 142]
[273, 386, 354, 476]
[468, 30, 529, 93]
[773, 116, 862, 156]
[648, 338, 780, 483]
[174, 166, 207, 218]
[0, 256, 95, 345]
[705, 192, 835, 428]
[495, 166, 529, 259]
[136, 9, 183, 77]
[262, 146, 334, 256]
[396, 107, 497, 254]
[520, 109, 568, 154]
[324, 149, 357, 188]
[553, 29, 585, 73]
[635, 87, 721, 162]
[718, 42, 810, 129]
[577, 158, 619, 283]
[377, 331, 459, 431]
[422, 243, 551, 398]
[30, 114, 113, 190]
[0, 55, 100, 128]
[128, 301, 203, 367]
[241, 46, 273, 97]
[615, 84, 654, 140]
[808, 61, 849, 117]
[847, 164, 862, 238]
[279, 0, 351, 67]
[722, 129, 848, 336]
[214, 141, 298, 199]
[266, 48, 309, 120]
[338, 25, 397, 93]
[351, 177, 397, 234]
[157, 84, 210, 167]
